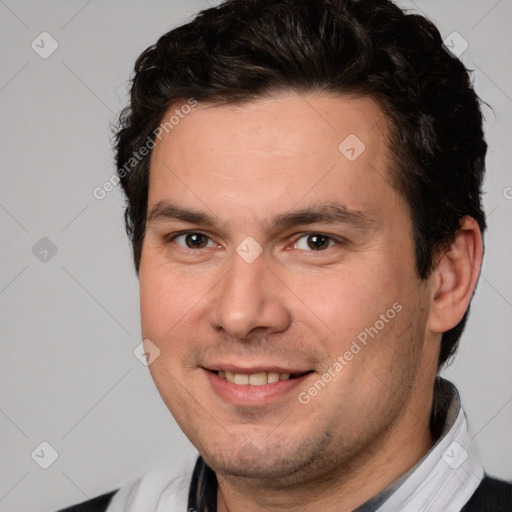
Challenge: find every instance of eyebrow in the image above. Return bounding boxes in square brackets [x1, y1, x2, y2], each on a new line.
[146, 200, 373, 232]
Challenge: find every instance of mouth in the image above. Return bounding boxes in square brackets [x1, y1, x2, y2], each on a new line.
[213, 369, 312, 386]
[203, 367, 315, 405]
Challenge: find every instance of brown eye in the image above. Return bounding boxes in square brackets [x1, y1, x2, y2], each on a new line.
[294, 234, 336, 251]
[171, 232, 213, 249]
[307, 235, 330, 250]
[184, 233, 209, 248]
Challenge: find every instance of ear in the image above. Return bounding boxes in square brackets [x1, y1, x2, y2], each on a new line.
[427, 216, 483, 334]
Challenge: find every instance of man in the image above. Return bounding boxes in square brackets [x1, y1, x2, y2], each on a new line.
[58, 0, 512, 510]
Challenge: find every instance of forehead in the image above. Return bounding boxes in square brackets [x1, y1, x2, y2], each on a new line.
[148, 92, 398, 230]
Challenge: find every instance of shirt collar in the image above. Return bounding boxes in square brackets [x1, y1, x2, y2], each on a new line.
[356, 377, 484, 512]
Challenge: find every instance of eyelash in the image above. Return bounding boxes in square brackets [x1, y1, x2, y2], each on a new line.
[165, 231, 342, 252]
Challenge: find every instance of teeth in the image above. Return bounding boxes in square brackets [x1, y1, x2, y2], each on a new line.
[217, 370, 295, 385]
[267, 372, 280, 383]
[248, 372, 267, 385]
[234, 373, 249, 385]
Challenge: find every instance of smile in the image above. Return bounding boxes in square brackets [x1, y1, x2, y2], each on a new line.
[216, 370, 309, 385]
[204, 368, 314, 405]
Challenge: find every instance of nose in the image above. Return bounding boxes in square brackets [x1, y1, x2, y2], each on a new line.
[208, 250, 292, 340]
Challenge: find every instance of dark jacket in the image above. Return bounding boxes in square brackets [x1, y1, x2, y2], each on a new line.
[57, 475, 512, 512]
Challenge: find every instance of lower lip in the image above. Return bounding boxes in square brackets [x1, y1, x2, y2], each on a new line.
[204, 370, 313, 406]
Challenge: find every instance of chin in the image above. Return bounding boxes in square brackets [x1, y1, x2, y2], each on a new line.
[197, 430, 319, 482]
[208, 453, 298, 480]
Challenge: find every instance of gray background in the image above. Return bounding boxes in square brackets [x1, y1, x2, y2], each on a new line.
[0, 1, 511, 510]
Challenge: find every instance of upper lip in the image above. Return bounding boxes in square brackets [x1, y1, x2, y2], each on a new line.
[203, 364, 312, 375]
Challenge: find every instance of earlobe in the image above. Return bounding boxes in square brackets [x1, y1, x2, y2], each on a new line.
[428, 216, 483, 334]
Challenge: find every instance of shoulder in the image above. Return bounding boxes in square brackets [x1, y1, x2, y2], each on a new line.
[54, 454, 198, 512]
[461, 475, 512, 512]
[56, 490, 118, 512]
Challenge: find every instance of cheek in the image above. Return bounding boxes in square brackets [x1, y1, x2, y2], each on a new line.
[139, 260, 214, 380]
[140, 260, 202, 337]
[139, 271, 168, 339]
[292, 264, 399, 342]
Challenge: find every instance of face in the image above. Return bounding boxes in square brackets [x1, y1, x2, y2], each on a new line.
[139, 92, 437, 485]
